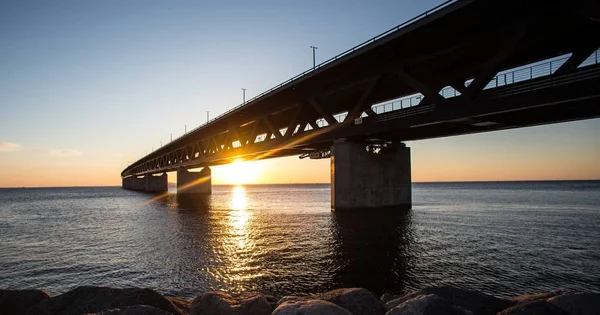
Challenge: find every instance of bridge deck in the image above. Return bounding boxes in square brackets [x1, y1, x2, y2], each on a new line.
[122, 0, 600, 177]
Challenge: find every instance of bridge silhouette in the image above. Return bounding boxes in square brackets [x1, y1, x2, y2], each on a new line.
[122, 0, 600, 210]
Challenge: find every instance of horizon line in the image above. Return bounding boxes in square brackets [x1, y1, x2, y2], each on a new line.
[1, 178, 599, 189]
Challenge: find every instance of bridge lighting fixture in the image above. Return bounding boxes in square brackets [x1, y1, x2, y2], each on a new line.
[310, 46, 318, 69]
[242, 88, 247, 104]
[206, 111, 210, 123]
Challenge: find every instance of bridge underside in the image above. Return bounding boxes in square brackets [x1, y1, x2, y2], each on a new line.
[122, 0, 600, 210]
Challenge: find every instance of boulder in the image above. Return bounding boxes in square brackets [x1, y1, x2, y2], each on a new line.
[547, 293, 600, 315]
[511, 291, 564, 305]
[314, 288, 384, 315]
[24, 286, 181, 315]
[273, 300, 352, 315]
[385, 294, 472, 315]
[189, 291, 271, 315]
[381, 293, 404, 304]
[0, 289, 52, 315]
[166, 296, 192, 315]
[385, 286, 513, 315]
[498, 300, 569, 315]
[86, 305, 173, 314]
[277, 296, 306, 305]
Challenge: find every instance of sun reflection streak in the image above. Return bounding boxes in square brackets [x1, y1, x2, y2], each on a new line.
[220, 186, 264, 289]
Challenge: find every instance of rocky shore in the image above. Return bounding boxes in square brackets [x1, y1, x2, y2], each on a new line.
[1, 286, 598, 315]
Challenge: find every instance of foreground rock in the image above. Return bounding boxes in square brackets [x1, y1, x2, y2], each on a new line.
[547, 293, 600, 315]
[190, 291, 271, 315]
[24, 286, 182, 315]
[511, 291, 564, 305]
[384, 286, 514, 315]
[87, 305, 173, 315]
[3, 285, 599, 315]
[386, 294, 472, 315]
[0, 289, 52, 315]
[273, 300, 352, 315]
[165, 296, 192, 315]
[498, 300, 569, 315]
[314, 288, 384, 315]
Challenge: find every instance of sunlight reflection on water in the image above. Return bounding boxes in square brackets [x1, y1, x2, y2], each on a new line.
[1, 182, 600, 299]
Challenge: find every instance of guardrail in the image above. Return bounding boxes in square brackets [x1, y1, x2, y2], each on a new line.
[369, 49, 600, 116]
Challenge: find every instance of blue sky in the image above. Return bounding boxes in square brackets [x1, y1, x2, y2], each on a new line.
[1, 0, 598, 186]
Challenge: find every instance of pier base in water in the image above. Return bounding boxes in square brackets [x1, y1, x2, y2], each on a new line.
[122, 173, 167, 192]
[330, 139, 411, 211]
[177, 167, 211, 194]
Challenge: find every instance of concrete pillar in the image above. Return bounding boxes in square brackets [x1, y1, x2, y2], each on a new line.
[133, 176, 145, 190]
[177, 167, 211, 194]
[122, 176, 134, 190]
[144, 173, 168, 192]
[331, 139, 411, 211]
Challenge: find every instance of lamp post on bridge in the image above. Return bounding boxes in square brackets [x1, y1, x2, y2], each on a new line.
[206, 111, 210, 123]
[185, 125, 187, 134]
[310, 46, 318, 69]
[242, 88, 247, 104]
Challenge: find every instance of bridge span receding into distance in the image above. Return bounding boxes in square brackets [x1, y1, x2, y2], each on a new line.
[121, 0, 600, 211]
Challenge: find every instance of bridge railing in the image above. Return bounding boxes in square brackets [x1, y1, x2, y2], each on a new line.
[369, 49, 600, 116]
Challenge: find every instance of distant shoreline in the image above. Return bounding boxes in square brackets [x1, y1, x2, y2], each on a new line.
[1, 179, 600, 189]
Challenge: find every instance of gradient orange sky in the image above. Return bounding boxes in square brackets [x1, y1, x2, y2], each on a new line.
[1, 0, 599, 187]
[1, 119, 598, 187]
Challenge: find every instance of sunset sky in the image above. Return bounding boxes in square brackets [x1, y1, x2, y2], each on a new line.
[1, 0, 599, 187]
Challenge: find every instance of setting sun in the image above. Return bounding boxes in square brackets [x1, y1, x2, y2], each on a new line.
[218, 159, 262, 184]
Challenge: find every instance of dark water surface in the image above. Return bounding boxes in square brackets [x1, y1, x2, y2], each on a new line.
[1, 181, 600, 298]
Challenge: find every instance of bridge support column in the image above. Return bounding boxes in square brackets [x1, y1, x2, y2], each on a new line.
[122, 176, 134, 190]
[331, 139, 411, 211]
[177, 167, 211, 194]
[144, 173, 168, 192]
[133, 176, 145, 190]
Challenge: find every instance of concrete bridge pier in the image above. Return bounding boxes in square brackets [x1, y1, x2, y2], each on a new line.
[144, 173, 168, 192]
[177, 167, 212, 194]
[122, 176, 134, 190]
[133, 176, 145, 190]
[330, 139, 411, 211]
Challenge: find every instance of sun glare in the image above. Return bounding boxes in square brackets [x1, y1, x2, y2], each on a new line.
[220, 159, 261, 184]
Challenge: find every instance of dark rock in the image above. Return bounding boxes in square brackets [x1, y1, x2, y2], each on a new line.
[381, 293, 404, 304]
[189, 291, 271, 315]
[314, 288, 384, 315]
[498, 300, 570, 315]
[262, 294, 279, 304]
[0, 289, 52, 315]
[86, 305, 173, 315]
[511, 291, 564, 305]
[277, 296, 306, 305]
[272, 300, 352, 315]
[385, 294, 472, 315]
[24, 286, 181, 315]
[166, 296, 192, 315]
[385, 286, 513, 315]
[547, 293, 600, 315]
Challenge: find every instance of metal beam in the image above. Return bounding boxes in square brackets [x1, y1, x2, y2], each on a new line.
[343, 77, 381, 123]
[308, 99, 337, 126]
[263, 116, 282, 138]
[555, 47, 598, 75]
[284, 106, 302, 138]
[393, 68, 445, 104]
[463, 26, 526, 99]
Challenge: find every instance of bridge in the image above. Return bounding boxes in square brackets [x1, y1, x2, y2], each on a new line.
[121, 0, 600, 211]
